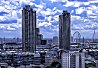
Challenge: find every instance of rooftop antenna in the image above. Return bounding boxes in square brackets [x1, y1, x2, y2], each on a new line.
[82, 37, 84, 46]
[92, 29, 95, 42]
[4, 36, 5, 44]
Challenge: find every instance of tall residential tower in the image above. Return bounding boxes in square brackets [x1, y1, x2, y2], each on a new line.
[59, 10, 70, 50]
[22, 5, 36, 52]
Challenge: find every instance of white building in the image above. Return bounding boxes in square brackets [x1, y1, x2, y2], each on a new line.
[3, 42, 22, 51]
[95, 60, 98, 68]
[61, 51, 85, 68]
[0, 63, 8, 68]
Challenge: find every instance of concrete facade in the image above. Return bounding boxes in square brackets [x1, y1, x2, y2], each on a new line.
[59, 10, 70, 50]
[61, 51, 85, 68]
[53, 36, 58, 45]
[22, 5, 36, 52]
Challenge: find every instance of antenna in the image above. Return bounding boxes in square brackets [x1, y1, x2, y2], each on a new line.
[92, 29, 95, 42]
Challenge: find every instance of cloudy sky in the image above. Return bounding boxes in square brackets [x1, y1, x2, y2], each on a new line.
[0, 0, 98, 39]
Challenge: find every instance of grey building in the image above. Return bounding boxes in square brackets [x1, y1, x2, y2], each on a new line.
[37, 34, 43, 45]
[61, 51, 85, 68]
[3, 42, 22, 51]
[35, 28, 43, 45]
[53, 36, 58, 45]
[95, 60, 98, 68]
[22, 5, 36, 52]
[59, 10, 70, 50]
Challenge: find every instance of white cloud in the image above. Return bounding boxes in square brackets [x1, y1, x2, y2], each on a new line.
[63, 1, 90, 7]
[0, 22, 21, 31]
[52, 25, 59, 32]
[83, 2, 90, 5]
[53, 15, 59, 21]
[56, 9, 62, 13]
[91, 5, 97, 10]
[34, 3, 46, 15]
[7, 26, 16, 31]
[40, 10, 51, 16]
[71, 10, 74, 14]
[72, 24, 84, 30]
[39, 7, 58, 17]
[0, 25, 6, 29]
[64, 2, 74, 7]
[91, 22, 98, 28]
[89, 16, 97, 18]
[87, 10, 93, 15]
[75, 7, 86, 14]
[38, 22, 51, 27]
[49, 0, 57, 3]
[71, 15, 81, 20]
[0, 6, 6, 12]
[83, 19, 88, 22]
[20, 0, 31, 5]
[48, 16, 52, 21]
[49, 0, 68, 3]
[35, 4, 44, 9]
[53, 7, 56, 11]
[88, 0, 98, 3]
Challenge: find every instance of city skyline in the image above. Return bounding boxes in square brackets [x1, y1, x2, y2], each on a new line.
[0, 0, 98, 38]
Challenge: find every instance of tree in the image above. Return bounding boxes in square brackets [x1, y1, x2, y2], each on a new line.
[45, 61, 61, 68]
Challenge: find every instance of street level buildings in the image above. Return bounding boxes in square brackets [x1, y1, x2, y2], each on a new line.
[59, 10, 70, 50]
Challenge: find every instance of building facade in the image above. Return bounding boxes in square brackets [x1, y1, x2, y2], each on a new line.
[59, 10, 70, 50]
[95, 60, 98, 68]
[22, 5, 36, 52]
[61, 51, 85, 68]
[53, 36, 58, 45]
[3, 42, 22, 51]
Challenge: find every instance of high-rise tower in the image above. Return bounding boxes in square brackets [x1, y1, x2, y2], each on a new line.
[59, 10, 70, 50]
[22, 5, 36, 52]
